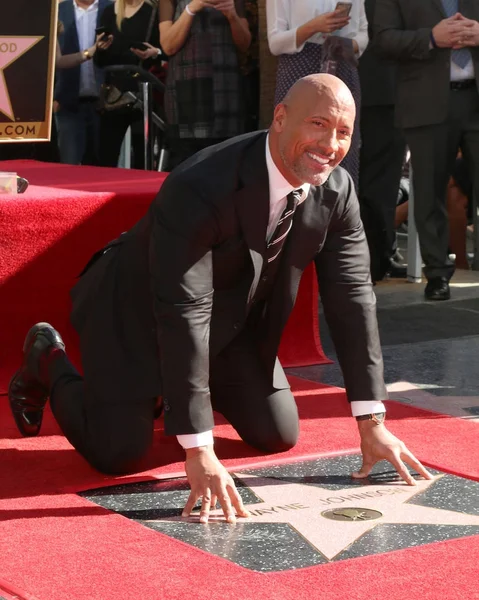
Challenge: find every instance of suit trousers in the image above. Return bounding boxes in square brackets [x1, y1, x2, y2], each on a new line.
[359, 105, 406, 281]
[48, 325, 299, 475]
[404, 85, 479, 280]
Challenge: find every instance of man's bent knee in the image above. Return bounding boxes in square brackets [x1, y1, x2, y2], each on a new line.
[86, 441, 151, 475]
[243, 427, 299, 454]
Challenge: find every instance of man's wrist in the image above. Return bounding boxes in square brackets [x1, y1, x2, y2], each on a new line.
[350, 400, 386, 418]
[356, 412, 386, 425]
[185, 444, 214, 458]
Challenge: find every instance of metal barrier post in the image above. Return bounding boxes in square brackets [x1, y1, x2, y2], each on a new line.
[142, 81, 154, 170]
[407, 167, 423, 282]
[118, 127, 132, 169]
[472, 188, 479, 270]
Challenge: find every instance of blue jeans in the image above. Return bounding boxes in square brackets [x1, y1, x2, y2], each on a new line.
[55, 101, 100, 165]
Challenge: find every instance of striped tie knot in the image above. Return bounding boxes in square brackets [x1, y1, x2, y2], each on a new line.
[266, 189, 303, 264]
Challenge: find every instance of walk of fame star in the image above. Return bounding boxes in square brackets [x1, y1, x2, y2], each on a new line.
[0, 37, 43, 121]
[80, 455, 479, 572]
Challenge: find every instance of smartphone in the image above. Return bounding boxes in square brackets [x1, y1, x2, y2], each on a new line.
[335, 2, 352, 16]
[95, 25, 111, 37]
[130, 41, 149, 51]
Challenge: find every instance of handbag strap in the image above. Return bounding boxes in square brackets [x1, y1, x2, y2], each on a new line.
[140, 0, 159, 68]
[144, 1, 158, 46]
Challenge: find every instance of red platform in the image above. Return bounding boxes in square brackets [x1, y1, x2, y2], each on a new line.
[0, 160, 330, 391]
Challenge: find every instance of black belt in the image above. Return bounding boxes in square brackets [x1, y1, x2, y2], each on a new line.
[450, 80, 476, 91]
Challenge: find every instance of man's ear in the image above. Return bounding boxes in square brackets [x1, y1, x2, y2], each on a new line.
[272, 103, 287, 132]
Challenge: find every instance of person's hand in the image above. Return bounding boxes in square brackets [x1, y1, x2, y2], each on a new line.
[210, 0, 236, 18]
[186, 0, 210, 13]
[131, 42, 160, 60]
[452, 17, 479, 48]
[432, 13, 471, 48]
[183, 445, 250, 524]
[312, 9, 351, 35]
[352, 419, 433, 485]
[96, 32, 113, 51]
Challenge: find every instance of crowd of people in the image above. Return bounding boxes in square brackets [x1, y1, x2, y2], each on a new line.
[1, 0, 478, 297]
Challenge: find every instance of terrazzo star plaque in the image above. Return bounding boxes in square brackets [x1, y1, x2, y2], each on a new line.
[80, 455, 479, 572]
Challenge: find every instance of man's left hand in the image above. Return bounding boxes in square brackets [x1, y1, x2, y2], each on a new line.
[352, 419, 433, 485]
[453, 17, 479, 48]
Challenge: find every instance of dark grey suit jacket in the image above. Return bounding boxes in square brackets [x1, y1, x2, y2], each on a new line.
[374, 0, 479, 128]
[70, 132, 386, 435]
[359, 0, 398, 107]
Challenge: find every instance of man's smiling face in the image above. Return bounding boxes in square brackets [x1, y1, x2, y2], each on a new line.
[271, 75, 356, 187]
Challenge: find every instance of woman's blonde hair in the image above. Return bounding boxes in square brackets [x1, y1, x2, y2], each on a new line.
[115, 0, 155, 31]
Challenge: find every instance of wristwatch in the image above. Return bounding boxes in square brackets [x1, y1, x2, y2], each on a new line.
[83, 49, 92, 61]
[356, 412, 386, 424]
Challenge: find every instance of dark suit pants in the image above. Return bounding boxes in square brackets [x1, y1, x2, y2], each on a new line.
[404, 86, 479, 280]
[48, 327, 299, 475]
[359, 105, 405, 281]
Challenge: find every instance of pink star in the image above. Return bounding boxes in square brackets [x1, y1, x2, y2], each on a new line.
[0, 37, 43, 121]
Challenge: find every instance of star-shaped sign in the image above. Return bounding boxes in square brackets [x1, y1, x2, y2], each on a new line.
[157, 472, 479, 561]
[0, 37, 43, 121]
[80, 456, 479, 571]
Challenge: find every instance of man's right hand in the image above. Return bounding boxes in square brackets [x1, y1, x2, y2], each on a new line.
[183, 445, 250, 524]
[432, 13, 470, 48]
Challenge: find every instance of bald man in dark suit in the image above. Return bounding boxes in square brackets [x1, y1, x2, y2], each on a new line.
[9, 74, 432, 525]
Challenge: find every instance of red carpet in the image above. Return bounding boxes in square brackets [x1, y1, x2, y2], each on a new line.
[0, 160, 329, 393]
[1, 375, 479, 600]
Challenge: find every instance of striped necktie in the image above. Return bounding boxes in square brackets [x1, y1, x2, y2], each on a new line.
[266, 189, 304, 264]
[441, 0, 472, 69]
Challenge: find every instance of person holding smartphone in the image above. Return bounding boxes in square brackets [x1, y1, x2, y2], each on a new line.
[266, 0, 368, 190]
[93, 0, 163, 169]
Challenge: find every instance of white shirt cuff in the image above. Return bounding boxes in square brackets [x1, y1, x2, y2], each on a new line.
[350, 401, 387, 417]
[177, 430, 214, 449]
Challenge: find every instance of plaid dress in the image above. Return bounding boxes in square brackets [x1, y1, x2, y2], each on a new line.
[164, 0, 245, 140]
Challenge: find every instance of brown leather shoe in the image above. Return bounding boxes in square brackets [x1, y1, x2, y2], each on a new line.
[8, 323, 65, 437]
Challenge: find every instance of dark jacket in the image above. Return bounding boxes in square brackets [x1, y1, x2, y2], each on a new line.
[374, 0, 479, 127]
[359, 0, 398, 107]
[70, 132, 386, 435]
[54, 0, 111, 110]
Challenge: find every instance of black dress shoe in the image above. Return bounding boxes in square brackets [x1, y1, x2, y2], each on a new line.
[8, 323, 65, 437]
[424, 277, 451, 301]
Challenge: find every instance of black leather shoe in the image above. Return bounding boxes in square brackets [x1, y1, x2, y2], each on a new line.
[8, 323, 65, 437]
[424, 277, 451, 301]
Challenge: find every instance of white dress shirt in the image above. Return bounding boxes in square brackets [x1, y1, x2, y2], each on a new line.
[267, 0, 369, 58]
[450, 59, 475, 82]
[73, 0, 99, 97]
[177, 138, 386, 449]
